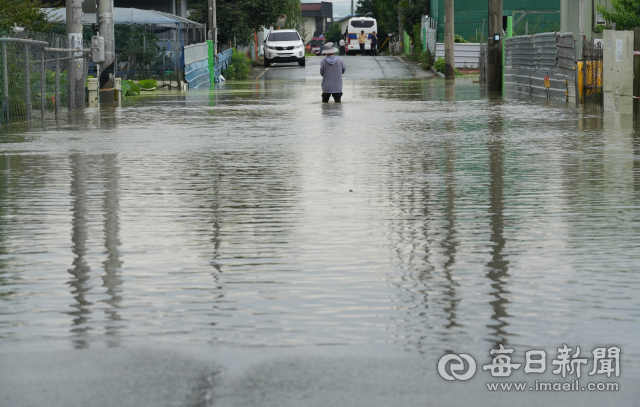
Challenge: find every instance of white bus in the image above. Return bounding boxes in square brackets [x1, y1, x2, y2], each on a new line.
[346, 17, 378, 55]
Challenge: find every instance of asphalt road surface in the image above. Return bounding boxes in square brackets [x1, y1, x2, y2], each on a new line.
[260, 55, 416, 80]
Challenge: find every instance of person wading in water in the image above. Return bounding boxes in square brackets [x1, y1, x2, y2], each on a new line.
[319, 42, 347, 103]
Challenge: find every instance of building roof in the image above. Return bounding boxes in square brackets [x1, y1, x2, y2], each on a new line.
[301, 4, 322, 11]
[44, 7, 203, 26]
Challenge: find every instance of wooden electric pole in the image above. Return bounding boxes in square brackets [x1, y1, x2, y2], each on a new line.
[208, 0, 217, 54]
[66, 0, 83, 110]
[487, 0, 502, 91]
[98, 0, 115, 89]
[444, 0, 455, 78]
[634, 27, 639, 116]
[398, 5, 404, 54]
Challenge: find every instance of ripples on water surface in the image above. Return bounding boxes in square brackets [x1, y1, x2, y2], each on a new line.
[1, 79, 639, 369]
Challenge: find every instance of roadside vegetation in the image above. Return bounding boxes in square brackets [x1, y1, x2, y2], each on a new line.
[596, 0, 640, 31]
[0, 0, 52, 32]
[223, 49, 251, 80]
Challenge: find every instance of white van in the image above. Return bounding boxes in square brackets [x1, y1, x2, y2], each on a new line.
[346, 17, 378, 55]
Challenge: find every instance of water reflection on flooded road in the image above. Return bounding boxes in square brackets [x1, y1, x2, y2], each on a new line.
[1, 78, 639, 405]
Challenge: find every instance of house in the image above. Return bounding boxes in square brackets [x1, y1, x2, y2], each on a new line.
[430, 0, 561, 42]
[301, 2, 333, 43]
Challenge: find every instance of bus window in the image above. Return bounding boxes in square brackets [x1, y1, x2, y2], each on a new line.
[350, 20, 375, 28]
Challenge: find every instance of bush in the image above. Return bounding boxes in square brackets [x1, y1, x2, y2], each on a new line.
[223, 49, 250, 80]
[433, 57, 463, 75]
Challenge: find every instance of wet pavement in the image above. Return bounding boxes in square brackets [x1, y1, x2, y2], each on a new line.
[0, 58, 639, 406]
[261, 55, 416, 80]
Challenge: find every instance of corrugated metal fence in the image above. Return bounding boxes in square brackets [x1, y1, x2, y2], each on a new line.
[504, 32, 574, 101]
[184, 42, 210, 89]
[435, 43, 481, 68]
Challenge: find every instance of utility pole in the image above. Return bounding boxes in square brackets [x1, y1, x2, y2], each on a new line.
[351, 0, 354, 15]
[209, 0, 217, 55]
[98, 0, 115, 89]
[398, 5, 403, 54]
[487, 0, 503, 92]
[444, 0, 455, 78]
[634, 27, 639, 116]
[66, 0, 83, 110]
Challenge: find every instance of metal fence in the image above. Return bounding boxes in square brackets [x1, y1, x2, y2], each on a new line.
[214, 48, 233, 82]
[581, 38, 603, 104]
[1, 30, 89, 126]
[503, 32, 574, 101]
[184, 42, 209, 89]
[435, 43, 481, 68]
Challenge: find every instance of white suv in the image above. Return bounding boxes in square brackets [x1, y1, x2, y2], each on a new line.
[263, 29, 305, 67]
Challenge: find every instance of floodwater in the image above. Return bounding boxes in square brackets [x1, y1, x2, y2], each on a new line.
[1, 77, 640, 407]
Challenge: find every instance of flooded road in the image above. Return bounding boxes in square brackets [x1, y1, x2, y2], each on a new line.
[1, 74, 639, 406]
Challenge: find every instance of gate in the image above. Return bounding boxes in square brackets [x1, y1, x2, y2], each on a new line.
[580, 39, 603, 104]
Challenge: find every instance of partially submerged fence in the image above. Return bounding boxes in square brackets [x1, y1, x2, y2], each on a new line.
[435, 43, 481, 68]
[214, 48, 232, 82]
[184, 42, 210, 89]
[1, 31, 89, 126]
[504, 32, 575, 101]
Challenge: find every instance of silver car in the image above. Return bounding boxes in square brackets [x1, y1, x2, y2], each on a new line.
[263, 29, 305, 67]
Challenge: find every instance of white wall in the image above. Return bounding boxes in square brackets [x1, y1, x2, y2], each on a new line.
[603, 30, 634, 114]
[302, 18, 316, 43]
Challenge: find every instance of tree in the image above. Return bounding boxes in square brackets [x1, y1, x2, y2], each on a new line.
[0, 0, 54, 32]
[188, 0, 289, 45]
[356, 0, 398, 36]
[596, 0, 640, 31]
[324, 22, 342, 43]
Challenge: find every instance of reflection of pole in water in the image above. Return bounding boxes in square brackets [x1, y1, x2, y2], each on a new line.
[101, 154, 123, 347]
[485, 110, 510, 346]
[68, 154, 92, 348]
[445, 79, 455, 102]
[441, 142, 460, 329]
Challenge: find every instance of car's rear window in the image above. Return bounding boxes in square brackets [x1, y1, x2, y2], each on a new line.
[268, 32, 300, 41]
[350, 20, 375, 28]
[310, 40, 324, 46]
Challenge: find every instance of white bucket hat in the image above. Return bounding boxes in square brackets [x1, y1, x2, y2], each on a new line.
[321, 42, 339, 54]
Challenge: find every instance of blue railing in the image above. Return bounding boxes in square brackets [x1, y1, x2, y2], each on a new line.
[214, 48, 233, 82]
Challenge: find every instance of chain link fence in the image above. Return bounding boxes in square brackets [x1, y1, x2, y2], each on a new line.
[1, 30, 89, 127]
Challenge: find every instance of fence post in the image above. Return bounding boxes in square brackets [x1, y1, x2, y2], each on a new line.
[40, 48, 45, 120]
[634, 27, 639, 116]
[55, 38, 60, 117]
[2, 42, 8, 125]
[25, 44, 31, 122]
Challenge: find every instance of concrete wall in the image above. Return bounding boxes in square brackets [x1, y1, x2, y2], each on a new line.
[603, 30, 634, 114]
